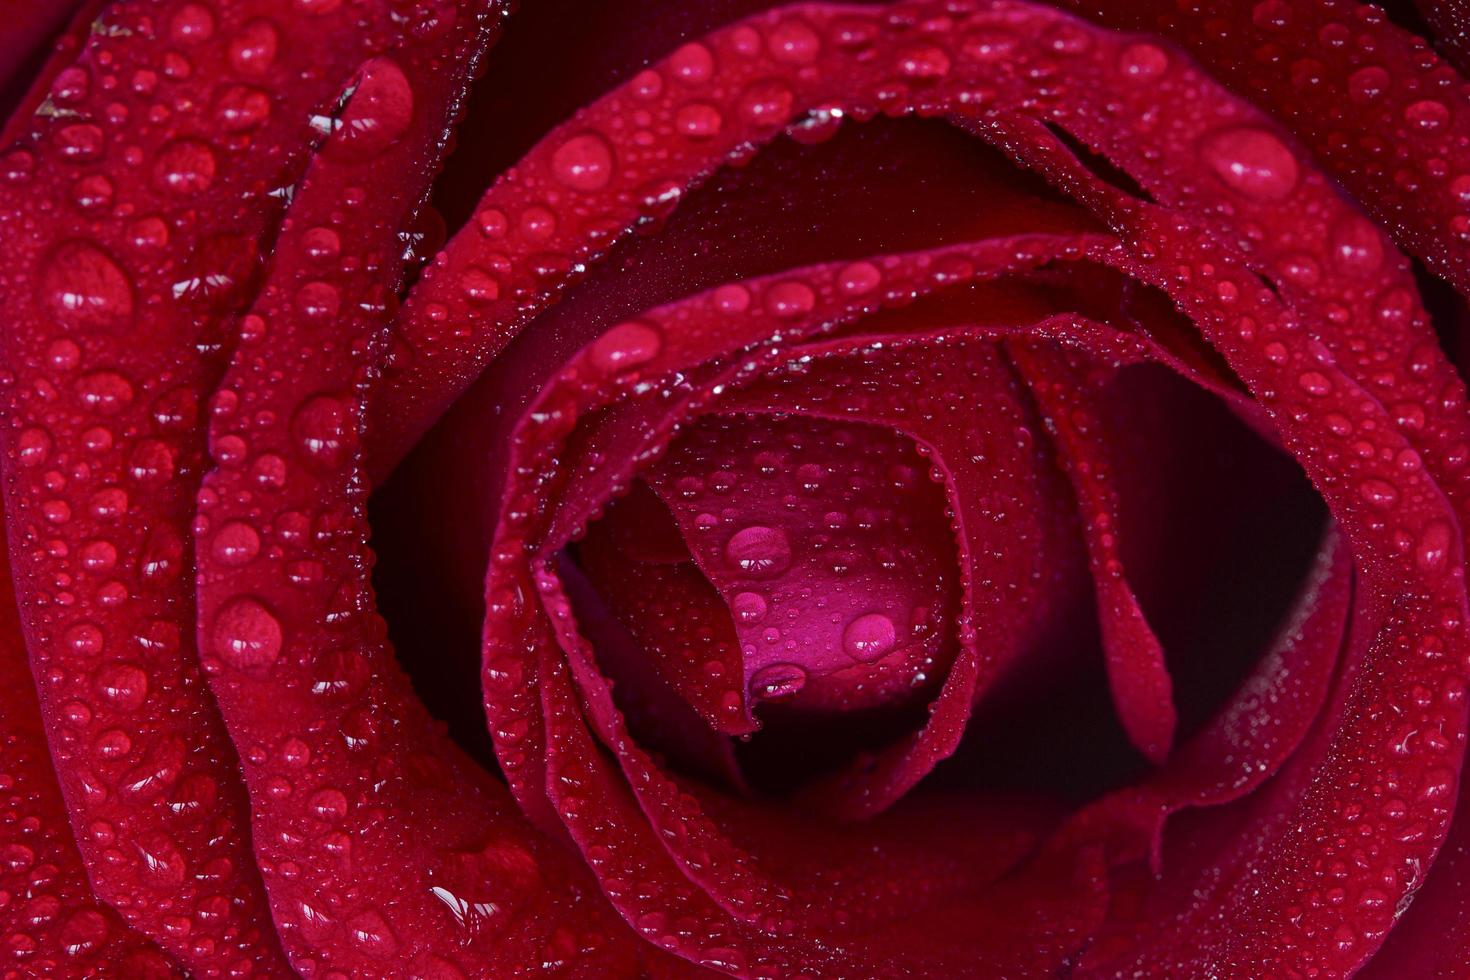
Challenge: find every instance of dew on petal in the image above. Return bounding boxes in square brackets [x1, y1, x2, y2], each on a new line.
[213, 597, 283, 669]
[1200, 126, 1300, 202]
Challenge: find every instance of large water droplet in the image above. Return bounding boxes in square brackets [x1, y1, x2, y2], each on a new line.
[229, 19, 280, 75]
[216, 85, 272, 131]
[1328, 215, 1384, 273]
[213, 597, 283, 668]
[152, 139, 217, 196]
[41, 242, 134, 327]
[767, 18, 821, 64]
[1200, 127, 1300, 202]
[590, 321, 662, 373]
[292, 394, 355, 469]
[96, 663, 149, 710]
[212, 521, 261, 566]
[551, 133, 614, 191]
[731, 591, 768, 623]
[1118, 42, 1168, 80]
[675, 102, 723, 139]
[750, 662, 807, 699]
[669, 42, 715, 83]
[843, 612, 898, 662]
[725, 525, 791, 578]
[325, 58, 414, 161]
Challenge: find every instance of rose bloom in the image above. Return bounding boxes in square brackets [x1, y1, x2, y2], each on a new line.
[4, 0, 1470, 977]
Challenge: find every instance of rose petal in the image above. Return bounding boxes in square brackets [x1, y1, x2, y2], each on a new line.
[0, 0, 449, 967]
[189, 21, 647, 977]
[0, 537, 179, 977]
[1056, 0, 1470, 300]
[1059, 528, 1351, 876]
[1358, 733, 1470, 976]
[1412, 0, 1470, 74]
[1011, 341, 1178, 764]
[0, 0, 87, 110]
[577, 488, 760, 737]
[643, 414, 959, 717]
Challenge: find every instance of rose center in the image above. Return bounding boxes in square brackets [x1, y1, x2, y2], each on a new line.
[578, 413, 959, 718]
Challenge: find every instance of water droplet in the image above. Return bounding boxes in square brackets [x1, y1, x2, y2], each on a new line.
[212, 521, 261, 566]
[347, 909, 398, 954]
[308, 787, 349, 822]
[725, 525, 791, 578]
[1417, 522, 1453, 572]
[152, 139, 217, 196]
[669, 42, 715, 83]
[229, 20, 280, 75]
[58, 909, 107, 957]
[766, 280, 815, 317]
[896, 46, 951, 79]
[213, 597, 283, 668]
[326, 58, 414, 160]
[738, 81, 794, 126]
[51, 66, 89, 103]
[169, 4, 215, 43]
[136, 831, 186, 886]
[675, 102, 723, 139]
[1297, 371, 1332, 396]
[1348, 65, 1389, 102]
[1118, 42, 1168, 79]
[843, 612, 898, 662]
[552, 132, 614, 191]
[76, 371, 136, 414]
[1360, 479, 1399, 509]
[128, 439, 176, 487]
[713, 283, 750, 313]
[72, 175, 114, 212]
[590, 321, 662, 373]
[838, 261, 881, 295]
[66, 623, 103, 655]
[216, 85, 272, 131]
[41, 242, 133, 327]
[1200, 127, 1300, 202]
[630, 69, 664, 99]
[16, 427, 50, 467]
[295, 281, 341, 320]
[301, 226, 341, 262]
[55, 124, 104, 161]
[751, 662, 807, 699]
[1405, 100, 1449, 132]
[79, 539, 117, 573]
[96, 663, 149, 710]
[292, 394, 354, 469]
[767, 18, 821, 64]
[1328, 214, 1383, 273]
[731, 591, 768, 623]
[460, 266, 500, 304]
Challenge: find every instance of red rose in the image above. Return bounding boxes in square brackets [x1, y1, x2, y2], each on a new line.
[2, 0, 1470, 976]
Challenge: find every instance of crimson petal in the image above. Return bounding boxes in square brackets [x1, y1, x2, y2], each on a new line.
[1056, 0, 1470, 301]
[1011, 341, 1178, 764]
[643, 414, 960, 717]
[190, 21, 646, 978]
[0, 539, 178, 978]
[0, 0, 453, 967]
[1412, 0, 1470, 74]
